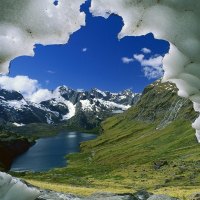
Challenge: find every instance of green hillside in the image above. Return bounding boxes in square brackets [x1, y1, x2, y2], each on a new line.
[17, 81, 200, 198]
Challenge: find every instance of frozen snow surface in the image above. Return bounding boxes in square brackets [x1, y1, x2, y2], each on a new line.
[0, 0, 85, 74]
[0, 172, 40, 200]
[90, 0, 200, 142]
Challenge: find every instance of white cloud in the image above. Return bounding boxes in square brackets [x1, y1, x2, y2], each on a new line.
[121, 57, 134, 64]
[133, 54, 163, 79]
[29, 89, 53, 103]
[47, 70, 55, 74]
[122, 52, 163, 79]
[0, 75, 39, 96]
[0, 75, 54, 103]
[141, 48, 151, 54]
[82, 48, 88, 52]
[133, 54, 144, 62]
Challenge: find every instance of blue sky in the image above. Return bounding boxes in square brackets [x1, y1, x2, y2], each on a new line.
[9, 1, 169, 93]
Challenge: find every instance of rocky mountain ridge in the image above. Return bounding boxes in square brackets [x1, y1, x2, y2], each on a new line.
[0, 86, 140, 130]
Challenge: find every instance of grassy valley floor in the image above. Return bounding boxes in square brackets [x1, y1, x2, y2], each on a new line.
[14, 120, 200, 199]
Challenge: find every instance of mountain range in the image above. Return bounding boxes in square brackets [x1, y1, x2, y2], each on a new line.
[0, 86, 140, 130]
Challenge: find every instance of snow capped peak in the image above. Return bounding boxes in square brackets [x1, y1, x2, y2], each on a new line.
[0, 85, 141, 125]
[91, 88, 107, 97]
[121, 89, 134, 95]
[56, 85, 70, 93]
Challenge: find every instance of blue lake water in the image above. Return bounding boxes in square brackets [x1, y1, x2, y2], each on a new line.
[10, 132, 97, 172]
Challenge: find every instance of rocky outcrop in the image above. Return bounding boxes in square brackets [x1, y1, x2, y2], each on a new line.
[147, 195, 178, 200]
[36, 190, 178, 200]
[0, 132, 33, 171]
[129, 80, 197, 125]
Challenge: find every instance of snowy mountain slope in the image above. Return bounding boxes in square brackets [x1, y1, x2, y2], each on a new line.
[0, 86, 140, 128]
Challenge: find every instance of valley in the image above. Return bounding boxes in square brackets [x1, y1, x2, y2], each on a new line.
[0, 86, 138, 171]
[7, 80, 200, 199]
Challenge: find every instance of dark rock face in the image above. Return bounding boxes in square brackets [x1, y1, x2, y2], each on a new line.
[133, 190, 153, 200]
[0, 135, 32, 171]
[0, 89, 23, 101]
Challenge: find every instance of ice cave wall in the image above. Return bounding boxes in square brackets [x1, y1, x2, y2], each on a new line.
[0, 172, 40, 200]
[0, 0, 85, 73]
[90, 0, 200, 142]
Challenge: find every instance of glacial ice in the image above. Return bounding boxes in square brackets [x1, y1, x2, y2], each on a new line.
[0, 172, 40, 200]
[90, 0, 200, 142]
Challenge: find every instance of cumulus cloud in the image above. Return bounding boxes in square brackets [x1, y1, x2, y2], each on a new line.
[141, 48, 151, 54]
[0, 75, 39, 96]
[134, 54, 163, 79]
[0, 75, 54, 103]
[29, 89, 53, 103]
[0, 0, 86, 74]
[122, 52, 163, 79]
[82, 48, 88, 52]
[121, 57, 134, 64]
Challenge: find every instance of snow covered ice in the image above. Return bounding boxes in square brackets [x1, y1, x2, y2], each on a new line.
[0, 0, 86, 73]
[0, 172, 40, 200]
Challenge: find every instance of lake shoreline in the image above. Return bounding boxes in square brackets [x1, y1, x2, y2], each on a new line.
[10, 131, 97, 173]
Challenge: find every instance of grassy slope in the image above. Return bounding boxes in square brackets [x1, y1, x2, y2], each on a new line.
[16, 81, 200, 199]
[20, 119, 200, 198]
